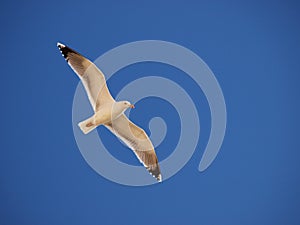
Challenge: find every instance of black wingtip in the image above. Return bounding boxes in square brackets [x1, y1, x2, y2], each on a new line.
[157, 174, 162, 183]
[147, 166, 162, 182]
[57, 42, 78, 61]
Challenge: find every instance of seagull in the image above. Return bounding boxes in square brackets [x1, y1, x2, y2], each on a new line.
[57, 42, 162, 182]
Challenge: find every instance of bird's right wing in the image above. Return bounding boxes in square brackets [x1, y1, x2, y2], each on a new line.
[57, 42, 114, 111]
[105, 114, 162, 182]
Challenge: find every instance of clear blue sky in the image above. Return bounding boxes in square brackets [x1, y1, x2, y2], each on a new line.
[1, 1, 300, 225]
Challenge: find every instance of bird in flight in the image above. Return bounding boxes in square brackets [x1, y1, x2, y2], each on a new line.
[57, 42, 162, 182]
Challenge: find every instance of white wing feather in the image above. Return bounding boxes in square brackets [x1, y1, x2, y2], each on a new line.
[105, 115, 162, 182]
[57, 42, 114, 111]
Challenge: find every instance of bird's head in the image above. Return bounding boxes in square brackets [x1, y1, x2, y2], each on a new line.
[118, 101, 135, 110]
[109, 101, 135, 120]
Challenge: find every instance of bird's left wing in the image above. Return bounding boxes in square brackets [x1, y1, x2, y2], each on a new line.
[57, 42, 114, 111]
[105, 114, 162, 182]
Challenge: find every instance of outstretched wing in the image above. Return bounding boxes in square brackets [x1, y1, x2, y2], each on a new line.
[57, 42, 114, 111]
[105, 115, 162, 182]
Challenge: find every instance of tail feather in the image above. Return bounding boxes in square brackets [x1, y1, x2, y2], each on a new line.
[78, 116, 97, 134]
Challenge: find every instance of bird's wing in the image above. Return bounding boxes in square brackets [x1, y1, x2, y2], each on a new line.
[57, 42, 114, 111]
[105, 114, 162, 182]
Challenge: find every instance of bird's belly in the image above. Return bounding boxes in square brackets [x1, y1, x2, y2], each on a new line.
[94, 106, 122, 125]
[94, 111, 112, 125]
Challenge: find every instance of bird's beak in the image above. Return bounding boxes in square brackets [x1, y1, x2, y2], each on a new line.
[130, 104, 135, 109]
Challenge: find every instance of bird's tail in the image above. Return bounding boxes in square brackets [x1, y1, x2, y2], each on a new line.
[78, 116, 97, 134]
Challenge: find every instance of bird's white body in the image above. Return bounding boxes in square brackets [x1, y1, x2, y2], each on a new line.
[78, 101, 132, 134]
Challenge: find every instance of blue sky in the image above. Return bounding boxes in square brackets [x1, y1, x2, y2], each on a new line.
[1, 1, 300, 225]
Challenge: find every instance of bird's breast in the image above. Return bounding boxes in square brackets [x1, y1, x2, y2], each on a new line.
[94, 104, 123, 125]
